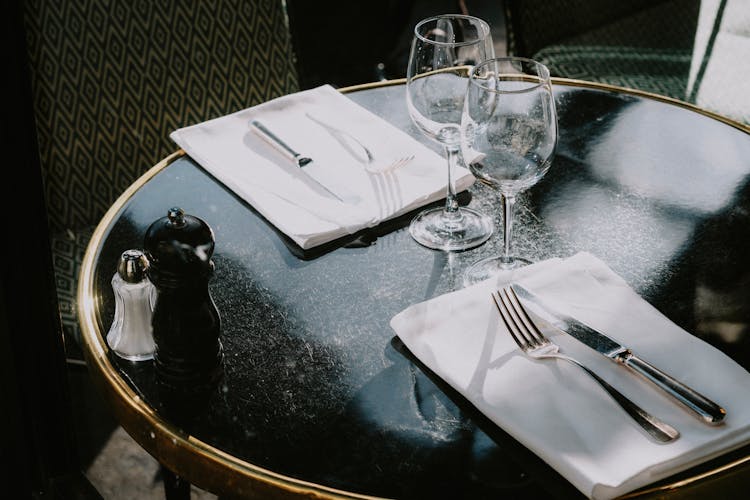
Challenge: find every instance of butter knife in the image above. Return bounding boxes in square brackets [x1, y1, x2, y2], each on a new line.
[510, 283, 727, 425]
[250, 120, 346, 202]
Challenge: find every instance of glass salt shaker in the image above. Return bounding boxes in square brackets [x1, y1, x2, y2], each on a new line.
[106, 249, 157, 361]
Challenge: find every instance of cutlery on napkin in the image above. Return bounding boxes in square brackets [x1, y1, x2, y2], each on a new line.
[169, 84, 475, 249]
[510, 282, 726, 425]
[249, 119, 355, 203]
[390, 252, 750, 499]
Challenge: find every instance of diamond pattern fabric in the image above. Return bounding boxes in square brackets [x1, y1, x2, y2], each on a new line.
[24, 0, 299, 234]
[22, 0, 300, 352]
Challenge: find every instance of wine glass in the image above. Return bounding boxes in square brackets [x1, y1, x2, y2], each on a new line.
[405, 14, 495, 251]
[460, 57, 558, 285]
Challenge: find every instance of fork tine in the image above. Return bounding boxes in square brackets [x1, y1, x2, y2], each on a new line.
[492, 290, 528, 351]
[497, 288, 539, 348]
[505, 287, 548, 348]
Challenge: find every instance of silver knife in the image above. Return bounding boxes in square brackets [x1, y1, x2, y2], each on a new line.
[510, 283, 727, 425]
[250, 120, 350, 203]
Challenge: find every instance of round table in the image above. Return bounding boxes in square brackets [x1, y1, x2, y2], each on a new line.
[79, 79, 750, 499]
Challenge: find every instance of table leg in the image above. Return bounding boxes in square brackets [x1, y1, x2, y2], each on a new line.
[160, 464, 190, 500]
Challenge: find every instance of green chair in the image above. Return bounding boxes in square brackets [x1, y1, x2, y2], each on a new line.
[504, 0, 701, 102]
[22, 0, 300, 359]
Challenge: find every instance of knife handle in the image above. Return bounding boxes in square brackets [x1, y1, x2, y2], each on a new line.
[250, 120, 303, 163]
[619, 352, 726, 425]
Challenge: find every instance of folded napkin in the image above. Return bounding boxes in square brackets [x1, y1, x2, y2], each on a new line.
[170, 84, 474, 249]
[390, 252, 750, 499]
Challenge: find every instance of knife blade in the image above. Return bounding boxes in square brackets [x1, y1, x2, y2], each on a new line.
[510, 283, 727, 425]
[250, 120, 356, 203]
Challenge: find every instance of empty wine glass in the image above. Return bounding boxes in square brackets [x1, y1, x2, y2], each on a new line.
[405, 14, 495, 251]
[461, 57, 558, 285]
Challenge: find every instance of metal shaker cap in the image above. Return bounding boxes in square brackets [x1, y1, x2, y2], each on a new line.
[117, 249, 150, 283]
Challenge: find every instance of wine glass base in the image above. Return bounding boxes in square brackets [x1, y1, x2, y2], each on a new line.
[409, 207, 493, 251]
[463, 255, 532, 287]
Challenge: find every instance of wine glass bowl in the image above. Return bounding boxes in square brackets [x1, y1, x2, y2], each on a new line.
[405, 14, 495, 251]
[461, 57, 558, 284]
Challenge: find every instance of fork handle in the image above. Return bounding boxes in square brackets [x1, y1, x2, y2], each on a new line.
[305, 112, 373, 164]
[561, 355, 680, 443]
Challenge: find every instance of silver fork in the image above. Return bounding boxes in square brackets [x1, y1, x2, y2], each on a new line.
[492, 286, 680, 443]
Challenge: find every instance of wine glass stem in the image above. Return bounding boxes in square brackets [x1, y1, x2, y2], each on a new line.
[443, 145, 460, 219]
[502, 194, 517, 263]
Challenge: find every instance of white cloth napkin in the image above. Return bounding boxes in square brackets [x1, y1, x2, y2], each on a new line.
[390, 252, 750, 499]
[169, 84, 474, 249]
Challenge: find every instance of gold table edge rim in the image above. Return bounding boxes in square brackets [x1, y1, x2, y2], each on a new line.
[77, 78, 750, 499]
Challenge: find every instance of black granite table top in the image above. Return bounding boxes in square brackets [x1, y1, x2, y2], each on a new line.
[79, 80, 750, 499]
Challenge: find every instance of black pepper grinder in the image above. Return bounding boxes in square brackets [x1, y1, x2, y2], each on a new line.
[144, 207, 224, 400]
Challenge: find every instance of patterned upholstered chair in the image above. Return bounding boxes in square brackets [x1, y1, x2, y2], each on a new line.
[504, 0, 749, 125]
[22, 0, 300, 358]
[504, 0, 701, 102]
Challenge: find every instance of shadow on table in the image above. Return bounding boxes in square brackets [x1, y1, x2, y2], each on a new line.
[264, 190, 475, 261]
